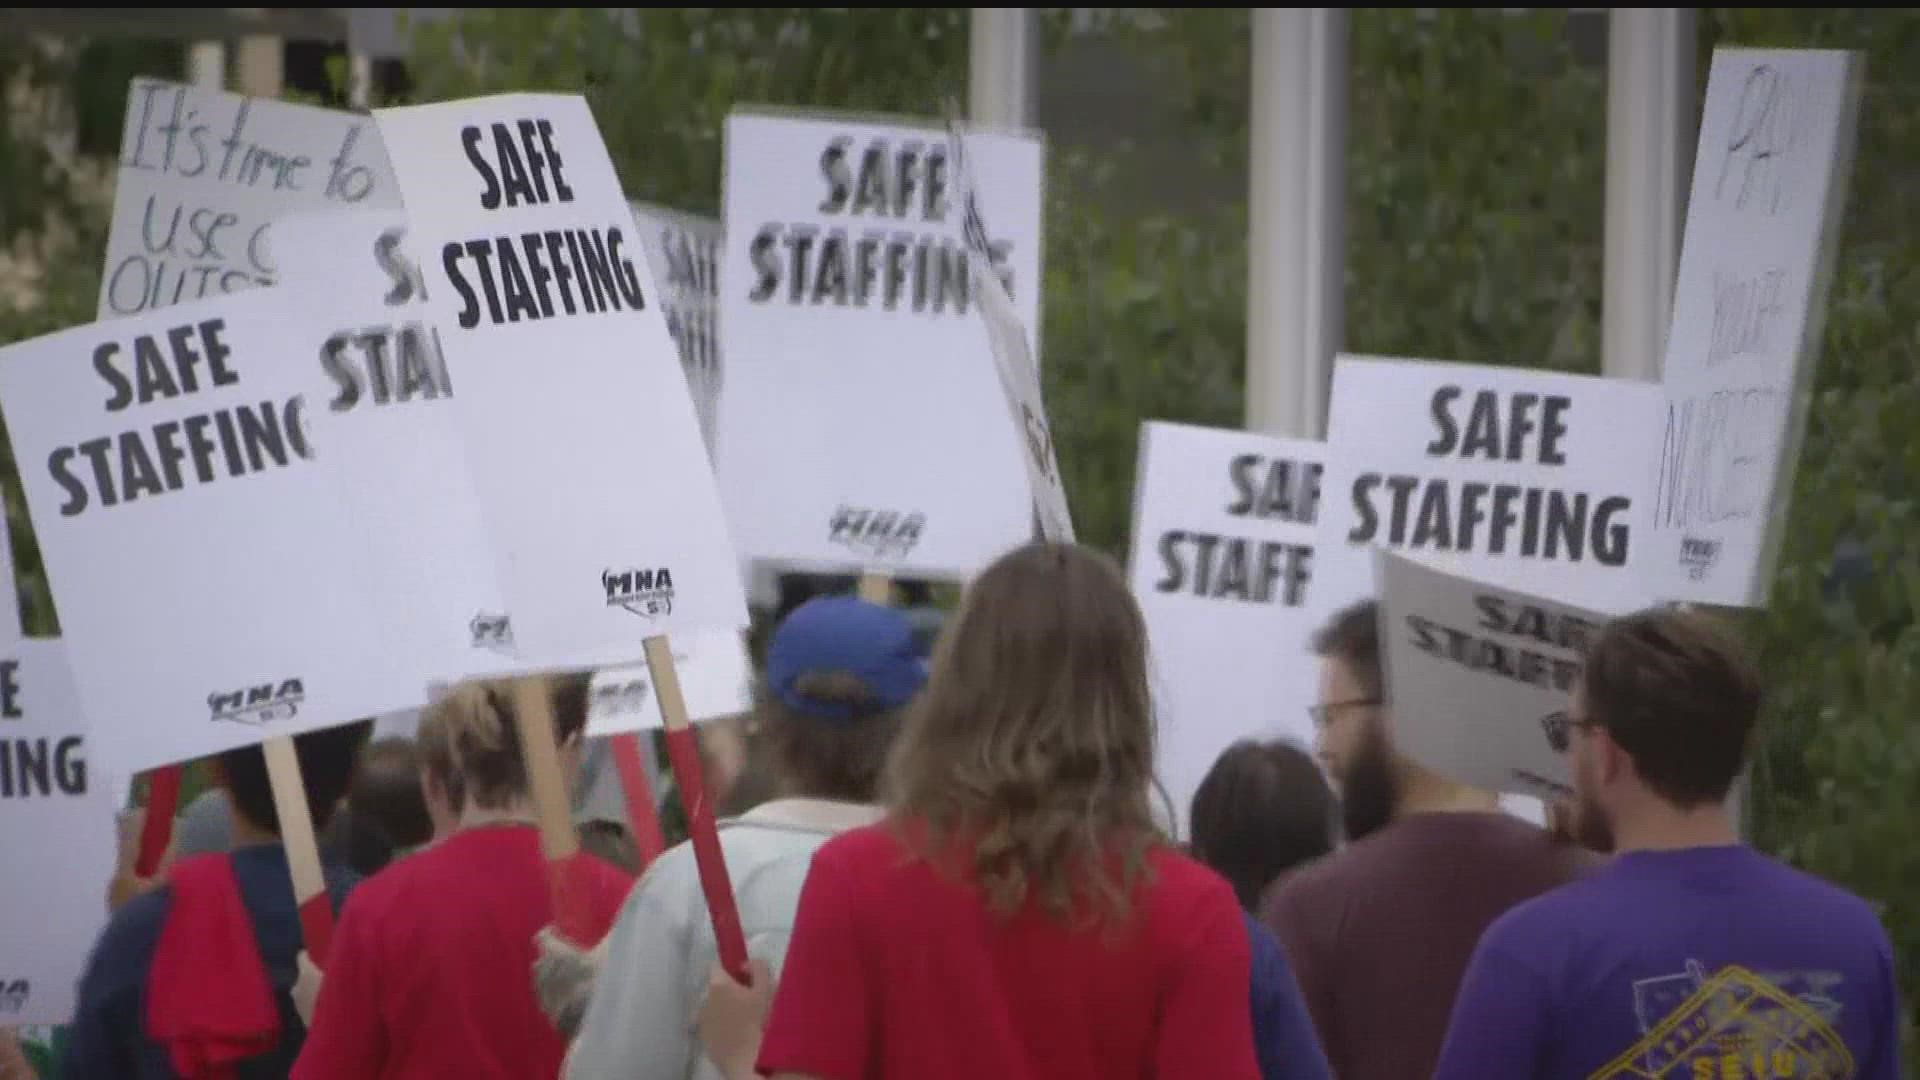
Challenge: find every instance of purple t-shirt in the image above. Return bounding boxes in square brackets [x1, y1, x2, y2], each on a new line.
[1434, 845, 1902, 1080]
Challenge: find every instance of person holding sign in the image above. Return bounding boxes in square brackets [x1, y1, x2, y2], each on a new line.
[291, 677, 632, 1080]
[1435, 609, 1904, 1079]
[64, 722, 371, 1080]
[742, 543, 1259, 1080]
[1258, 600, 1594, 1080]
[560, 595, 926, 1080]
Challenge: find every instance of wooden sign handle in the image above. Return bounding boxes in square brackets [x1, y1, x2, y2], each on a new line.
[262, 735, 334, 966]
[646, 634, 750, 983]
[857, 570, 892, 605]
[509, 676, 600, 947]
[609, 732, 667, 869]
[135, 765, 183, 877]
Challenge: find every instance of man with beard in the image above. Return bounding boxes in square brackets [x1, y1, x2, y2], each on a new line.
[1258, 599, 1595, 1080]
[1434, 608, 1902, 1079]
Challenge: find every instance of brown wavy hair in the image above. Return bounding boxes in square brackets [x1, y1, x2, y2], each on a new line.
[886, 542, 1163, 926]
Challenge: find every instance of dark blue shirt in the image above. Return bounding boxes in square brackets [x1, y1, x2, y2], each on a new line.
[63, 844, 357, 1080]
[1245, 913, 1333, 1080]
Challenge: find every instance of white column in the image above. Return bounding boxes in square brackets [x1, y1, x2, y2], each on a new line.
[188, 41, 226, 91]
[968, 8, 1039, 128]
[1247, 9, 1348, 439]
[235, 34, 283, 98]
[348, 52, 375, 109]
[1602, 7, 1695, 381]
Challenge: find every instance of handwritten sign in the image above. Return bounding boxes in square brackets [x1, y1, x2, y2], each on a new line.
[271, 208, 530, 686]
[1651, 49, 1863, 606]
[1318, 356, 1664, 617]
[586, 628, 753, 736]
[717, 109, 1048, 580]
[99, 79, 398, 319]
[0, 289, 403, 773]
[631, 202, 724, 459]
[374, 94, 748, 665]
[1127, 421, 1350, 837]
[0, 640, 115, 1024]
[1375, 549, 1603, 799]
[946, 117, 1072, 543]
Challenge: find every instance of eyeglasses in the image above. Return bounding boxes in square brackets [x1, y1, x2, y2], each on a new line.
[1308, 697, 1381, 730]
[1540, 711, 1598, 753]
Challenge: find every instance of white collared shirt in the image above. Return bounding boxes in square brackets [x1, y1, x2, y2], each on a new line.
[565, 798, 885, 1080]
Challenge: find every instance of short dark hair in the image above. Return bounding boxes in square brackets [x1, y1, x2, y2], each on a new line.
[760, 671, 904, 803]
[1581, 608, 1761, 807]
[1190, 739, 1336, 911]
[219, 720, 373, 837]
[1312, 599, 1381, 697]
[350, 738, 434, 851]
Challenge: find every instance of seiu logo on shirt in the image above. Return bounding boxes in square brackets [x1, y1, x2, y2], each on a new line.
[828, 505, 925, 560]
[1601, 961, 1854, 1080]
[603, 567, 675, 619]
[0, 979, 28, 1015]
[207, 678, 305, 726]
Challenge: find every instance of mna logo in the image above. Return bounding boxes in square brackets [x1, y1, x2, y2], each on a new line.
[469, 612, 514, 653]
[0, 979, 29, 1015]
[603, 567, 675, 619]
[591, 676, 650, 717]
[208, 678, 305, 726]
[1678, 536, 1721, 581]
[1540, 710, 1575, 754]
[828, 505, 926, 560]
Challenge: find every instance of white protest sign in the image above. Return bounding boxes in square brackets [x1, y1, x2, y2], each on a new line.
[718, 109, 1047, 579]
[586, 628, 754, 737]
[1319, 357, 1664, 617]
[0, 289, 404, 773]
[1375, 549, 1601, 800]
[100, 78, 398, 319]
[1127, 421, 1350, 838]
[631, 202, 724, 458]
[0, 640, 116, 1024]
[946, 117, 1072, 543]
[1651, 49, 1863, 607]
[270, 209, 522, 684]
[374, 94, 748, 666]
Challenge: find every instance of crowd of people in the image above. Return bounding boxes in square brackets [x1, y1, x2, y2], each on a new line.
[1, 540, 1904, 1079]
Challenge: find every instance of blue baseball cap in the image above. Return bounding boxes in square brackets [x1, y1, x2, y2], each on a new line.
[766, 596, 928, 722]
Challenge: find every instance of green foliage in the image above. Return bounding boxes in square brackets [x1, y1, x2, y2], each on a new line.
[0, 12, 1914, 1041]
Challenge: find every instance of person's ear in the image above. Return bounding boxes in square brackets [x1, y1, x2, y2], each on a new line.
[1596, 729, 1630, 787]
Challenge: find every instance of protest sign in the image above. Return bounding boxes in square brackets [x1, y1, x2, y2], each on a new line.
[1375, 548, 1600, 800]
[631, 202, 724, 458]
[374, 94, 748, 667]
[0, 640, 120, 1024]
[587, 628, 753, 736]
[270, 209, 522, 684]
[0, 288, 404, 774]
[718, 108, 1047, 579]
[946, 116, 1073, 543]
[1651, 49, 1863, 606]
[1318, 356, 1665, 617]
[100, 78, 398, 319]
[1127, 421, 1350, 838]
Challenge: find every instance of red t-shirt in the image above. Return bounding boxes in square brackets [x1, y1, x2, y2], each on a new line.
[290, 824, 632, 1080]
[755, 822, 1259, 1080]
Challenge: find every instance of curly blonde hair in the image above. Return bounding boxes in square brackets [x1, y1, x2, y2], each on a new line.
[885, 542, 1163, 927]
